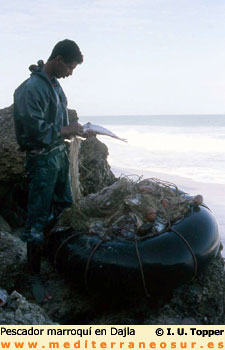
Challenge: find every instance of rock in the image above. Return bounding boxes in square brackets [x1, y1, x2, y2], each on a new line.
[0, 231, 26, 291]
[0, 104, 28, 226]
[68, 109, 79, 123]
[79, 137, 116, 195]
[39, 261, 94, 324]
[0, 105, 25, 183]
[0, 291, 56, 325]
[0, 288, 8, 306]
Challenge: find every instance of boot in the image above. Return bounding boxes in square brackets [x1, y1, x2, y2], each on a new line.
[27, 243, 45, 303]
[27, 242, 42, 274]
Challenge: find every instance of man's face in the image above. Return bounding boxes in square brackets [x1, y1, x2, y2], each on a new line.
[54, 57, 78, 79]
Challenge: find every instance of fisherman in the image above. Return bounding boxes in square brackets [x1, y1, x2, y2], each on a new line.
[13, 39, 88, 302]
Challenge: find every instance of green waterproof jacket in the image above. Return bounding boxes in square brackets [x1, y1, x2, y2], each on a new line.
[13, 69, 69, 151]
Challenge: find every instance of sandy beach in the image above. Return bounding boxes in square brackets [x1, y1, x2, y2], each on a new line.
[112, 166, 225, 255]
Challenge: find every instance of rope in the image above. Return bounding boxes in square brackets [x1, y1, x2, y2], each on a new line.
[52, 229, 106, 291]
[85, 239, 104, 288]
[119, 173, 143, 183]
[168, 225, 198, 280]
[44, 226, 70, 248]
[53, 232, 82, 268]
[134, 233, 150, 298]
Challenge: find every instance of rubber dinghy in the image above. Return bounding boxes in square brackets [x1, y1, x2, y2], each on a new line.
[46, 177, 220, 296]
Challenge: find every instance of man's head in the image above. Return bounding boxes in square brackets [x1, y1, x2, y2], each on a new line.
[47, 39, 83, 79]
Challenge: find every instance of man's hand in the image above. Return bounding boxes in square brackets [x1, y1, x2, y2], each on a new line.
[60, 122, 83, 138]
[82, 129, 97, 138]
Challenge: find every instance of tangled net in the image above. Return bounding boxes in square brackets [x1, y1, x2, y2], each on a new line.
[60, 175, 194, 241]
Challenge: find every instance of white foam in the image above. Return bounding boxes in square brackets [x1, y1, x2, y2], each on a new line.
[96, 124, 225, 184]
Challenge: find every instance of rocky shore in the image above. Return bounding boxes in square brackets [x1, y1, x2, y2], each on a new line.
[0, 105, 225, 325]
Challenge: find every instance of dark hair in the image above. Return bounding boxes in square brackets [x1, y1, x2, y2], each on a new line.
[48, 39, 83, 64]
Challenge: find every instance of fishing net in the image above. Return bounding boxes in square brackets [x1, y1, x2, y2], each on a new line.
[68, 136, 81, 202]
[60, 175, 193, 240]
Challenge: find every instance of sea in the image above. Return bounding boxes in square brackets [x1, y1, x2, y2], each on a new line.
[79, 114, 225, 185]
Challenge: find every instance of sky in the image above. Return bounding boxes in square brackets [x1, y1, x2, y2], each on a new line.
[1, 0, 225, 116]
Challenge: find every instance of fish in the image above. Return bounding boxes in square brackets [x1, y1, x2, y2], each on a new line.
[82, 122, 127, 143]
[0, 288, 8, 307]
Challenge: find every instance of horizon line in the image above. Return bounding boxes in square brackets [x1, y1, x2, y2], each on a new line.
[78, 113, 225, 117]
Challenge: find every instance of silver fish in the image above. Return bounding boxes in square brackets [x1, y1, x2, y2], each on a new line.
[82, 122, 127, 143]
[0, 288, 8, 307]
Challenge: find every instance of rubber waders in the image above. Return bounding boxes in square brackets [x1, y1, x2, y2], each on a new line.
[27, 243, 46, 303]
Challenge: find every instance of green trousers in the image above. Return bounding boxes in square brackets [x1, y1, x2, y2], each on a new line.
[22, 144, 72, 245]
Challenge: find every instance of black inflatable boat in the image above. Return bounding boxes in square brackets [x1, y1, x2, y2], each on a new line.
[46, 205, 220, 296]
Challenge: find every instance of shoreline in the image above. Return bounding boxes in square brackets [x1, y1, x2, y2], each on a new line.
[112, 166, 225, 254]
